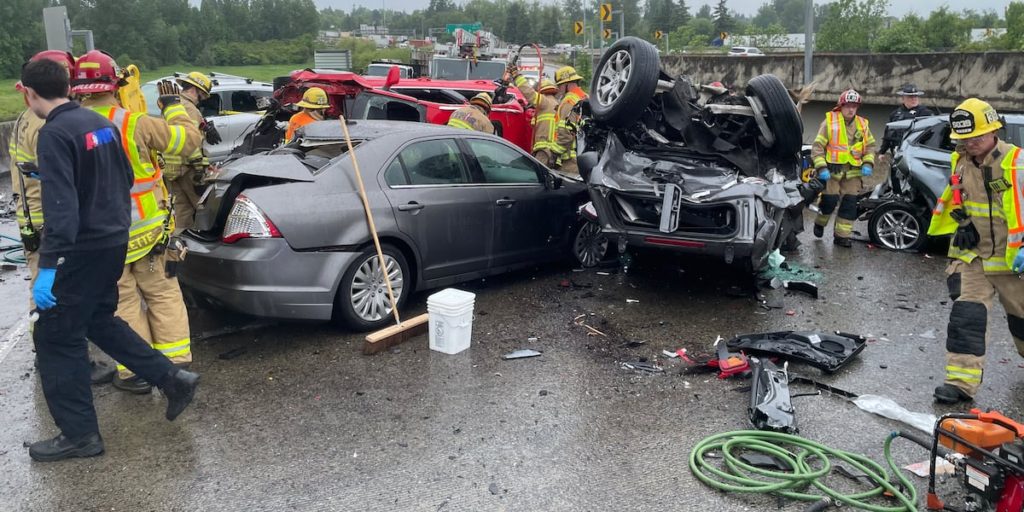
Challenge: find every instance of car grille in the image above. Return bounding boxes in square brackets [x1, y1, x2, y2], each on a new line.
[610, 192, 737, 236]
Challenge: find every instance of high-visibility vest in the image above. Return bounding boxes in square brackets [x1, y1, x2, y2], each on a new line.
[928, 147, 1024, 273]
[821, 111, 871, 170]
[89, 105, 171, 264]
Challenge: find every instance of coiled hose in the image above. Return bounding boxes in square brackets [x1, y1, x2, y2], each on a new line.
[1, 234, 25, 265]
[690, 430, 917, 512]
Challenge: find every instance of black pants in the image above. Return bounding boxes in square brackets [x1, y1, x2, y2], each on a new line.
[33, 244, 174, 439]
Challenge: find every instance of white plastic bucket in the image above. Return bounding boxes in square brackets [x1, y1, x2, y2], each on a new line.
[427, 288, 476, 355]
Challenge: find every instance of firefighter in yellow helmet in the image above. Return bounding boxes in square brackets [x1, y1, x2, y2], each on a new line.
[446, 92, 494, 134]
[161, 71, 218, 234]
[73, 50, 203, 393]
[810, 89, 877, 247]
[507, 65, 560, 167]
[927, 98, 1024, 404]
[285, 87, 330, 143]
[553, 66, 588, 174]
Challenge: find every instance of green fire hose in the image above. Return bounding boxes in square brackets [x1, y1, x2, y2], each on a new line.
[1, 234, 25, 265]
[690, 431, 917, 512]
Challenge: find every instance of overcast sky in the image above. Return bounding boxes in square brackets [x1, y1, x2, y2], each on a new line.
[311, 0, 1006, 18]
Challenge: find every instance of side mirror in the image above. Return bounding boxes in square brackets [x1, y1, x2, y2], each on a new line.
[545, 172, 563, 190]
[383, 66, 401, 91]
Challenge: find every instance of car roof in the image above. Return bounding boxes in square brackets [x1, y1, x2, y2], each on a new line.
[144, 72, 274, 90]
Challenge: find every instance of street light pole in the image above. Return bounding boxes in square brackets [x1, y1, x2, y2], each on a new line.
[804, 0, 813, 84]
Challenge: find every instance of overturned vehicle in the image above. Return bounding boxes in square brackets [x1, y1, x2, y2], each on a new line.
[578, 37, 811, 271]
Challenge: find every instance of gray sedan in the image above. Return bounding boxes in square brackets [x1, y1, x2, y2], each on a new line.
[179, 121, 598, 330]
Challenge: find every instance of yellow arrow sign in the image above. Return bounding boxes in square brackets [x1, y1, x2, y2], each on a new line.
[574, 21, 584, 35]
[603, 28, 612, 39]
[654, 30, 663, 40]
[600, 3, 612, 22]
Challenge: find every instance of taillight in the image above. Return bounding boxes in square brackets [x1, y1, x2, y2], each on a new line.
[222, 194, 281, 244]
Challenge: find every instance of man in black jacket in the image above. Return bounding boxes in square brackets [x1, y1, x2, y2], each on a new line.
[20, 58, 200, 462]
[879, 84, 937, 155]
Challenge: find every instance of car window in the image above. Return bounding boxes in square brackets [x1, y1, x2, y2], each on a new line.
[466, 139, 541, 184]
[229, 90, 272, 113]
[390, 139, 469, 186]
[916, 123, 957, 152]
[199, 94, 223, 117]
[1005, 123, 1024, 147]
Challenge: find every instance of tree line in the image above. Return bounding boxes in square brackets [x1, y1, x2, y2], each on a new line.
[2, 0, 1022, 79]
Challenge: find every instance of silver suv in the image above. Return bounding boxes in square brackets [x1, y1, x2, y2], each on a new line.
[142, 72, 275, 162]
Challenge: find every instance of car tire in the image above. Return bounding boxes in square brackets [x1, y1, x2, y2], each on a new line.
[868, 201, 928, 252]
[745, 74, 803, 157]
[572, 220, 610, 268]
[334, 244, 411, 331]
[590, 37, 661, 127]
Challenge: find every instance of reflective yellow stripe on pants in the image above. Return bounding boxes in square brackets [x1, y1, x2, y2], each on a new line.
[945, 365, 982, 384]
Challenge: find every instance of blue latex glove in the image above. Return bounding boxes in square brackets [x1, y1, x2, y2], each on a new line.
[33, 268, 57, 310]
[1013, 248, 1024, 273]
[817, 167, 831, 181]
[861, 164, 873, 177]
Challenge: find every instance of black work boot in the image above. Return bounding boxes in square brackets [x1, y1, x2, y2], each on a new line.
[833, 236, 852, 248]
[29, 432, 104, 462]
[112, 374, 153, 394]
[934, 384, 973, 404]
[90, 360, 115, 385]
[813, 224, 825, 238]
[162, 369, 200, 421]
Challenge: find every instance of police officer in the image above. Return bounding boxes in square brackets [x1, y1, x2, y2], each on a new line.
[810, 89, 877, 248]
[73, 50, 203, 394]
[879, 83, 936, 156]
[508, 67, 560, 167]
[20, 58, 199, 462]
[553, 66, 588, 175]
[927, 98, 1024, 404]
[447, 92, 494, 134]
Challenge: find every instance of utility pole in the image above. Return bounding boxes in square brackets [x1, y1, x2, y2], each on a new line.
[583, 0, 588, 49]
[803, 0, 813, 85]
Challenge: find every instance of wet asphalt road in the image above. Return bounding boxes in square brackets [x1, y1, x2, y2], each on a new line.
[1, 194, 1023, 511]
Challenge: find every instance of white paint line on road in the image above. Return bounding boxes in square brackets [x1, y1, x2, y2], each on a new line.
[0, 319, 28, 365]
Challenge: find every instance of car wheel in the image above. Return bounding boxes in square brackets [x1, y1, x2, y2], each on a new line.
[745, 74, 803, 157]
[868, 202, 928, 251]
[573, 220, 610, 268]
[590, 37, 661, 127]
[334, 244, 410, 331]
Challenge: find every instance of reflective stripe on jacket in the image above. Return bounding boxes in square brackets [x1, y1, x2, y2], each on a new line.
[8, 110, 45, 229]
[811, 112, 876, 173]
[929, 143, 1024, 274]
[514, 76, 559, 153]
[446, 105, 494, 134]
[556, 86, 587, 162]
[162, 97, 209, 179]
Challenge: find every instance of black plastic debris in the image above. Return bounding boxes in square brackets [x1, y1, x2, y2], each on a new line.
[740, 452, 793, 471]
[749, 358, 797, 434]
[784, 280, 818, 299]
[726, 331, 867, 373]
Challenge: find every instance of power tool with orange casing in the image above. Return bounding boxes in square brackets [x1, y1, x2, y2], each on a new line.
[898, 408, 1024, 512]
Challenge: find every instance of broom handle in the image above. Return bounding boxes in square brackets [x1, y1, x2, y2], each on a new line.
[340, 117, 401, 325]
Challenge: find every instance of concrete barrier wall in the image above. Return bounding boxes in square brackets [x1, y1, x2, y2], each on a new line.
[657, 52, 1024, 111]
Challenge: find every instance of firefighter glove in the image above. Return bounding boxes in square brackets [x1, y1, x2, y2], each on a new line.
[1013, 248, 1024, 273]
[157, 79, 181, 96]
[952, 222, 981, 250]
[33, 268, 57, 310]
[950, 208, 970, 225]
[202, 120, 222, 145]
[158, 95, 181, 111]
[817, 167, 831, 181]
[861, 164, 873, 177]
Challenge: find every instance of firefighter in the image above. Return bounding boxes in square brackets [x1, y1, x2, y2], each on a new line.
[553, 66, 588, 175]
[508, 67, 559, 167]
[284, 87, 330, 144]
[446, 92, 494, 134]
[927, 98, 1024, 404]
[9, 51, 115, 385]
[72, 50, 202, 394]
[810, 89, 877, 248]
[163, 71, 219, 233]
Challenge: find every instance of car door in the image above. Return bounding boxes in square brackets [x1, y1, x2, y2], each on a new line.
[461, 137, 564, 268]
[380, 138, 494, 281]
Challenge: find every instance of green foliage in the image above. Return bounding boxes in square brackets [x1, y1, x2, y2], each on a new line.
[196, 37, 314, 67]
[0, 0, 47, 78]
[743, 23, 790, 48]
[713, 0, 733, 33]
[815, 0, 889, 52]
[1005, 2, 1024, 50]
[871, 15, 927, 53]
[669, 17, 717, 48]
[923, 7, 971, 50]
[327, 37, 412, 73]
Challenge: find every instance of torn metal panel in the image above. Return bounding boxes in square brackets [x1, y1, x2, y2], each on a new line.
[749, 358, 797, 434]
[726, 331, 867, 373]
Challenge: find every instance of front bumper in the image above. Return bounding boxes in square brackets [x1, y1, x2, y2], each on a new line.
[179, 236, 360, 321]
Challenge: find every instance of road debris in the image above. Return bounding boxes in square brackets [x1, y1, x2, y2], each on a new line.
[217, 346, 248, 360]
[904, 458, 955, 478]
[749, 358, 797, 434]
[620, 361, 664, 373]
[784, 280, 818, 299]
[625, 299, 639, 303]
[503, 349, 542, 360]
[727, 331, 867, 373]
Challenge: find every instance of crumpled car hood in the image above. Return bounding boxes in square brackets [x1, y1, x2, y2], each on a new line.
[210, 154, 316, 183]
[589, 132, 803, 209]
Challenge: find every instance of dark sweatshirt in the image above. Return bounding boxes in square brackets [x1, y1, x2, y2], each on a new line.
[36, 101, 133, 268]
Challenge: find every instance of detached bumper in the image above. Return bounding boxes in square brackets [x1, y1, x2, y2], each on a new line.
[179, 236, 359, 321]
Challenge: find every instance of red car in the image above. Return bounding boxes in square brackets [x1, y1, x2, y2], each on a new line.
[272, 68, 537, 153]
